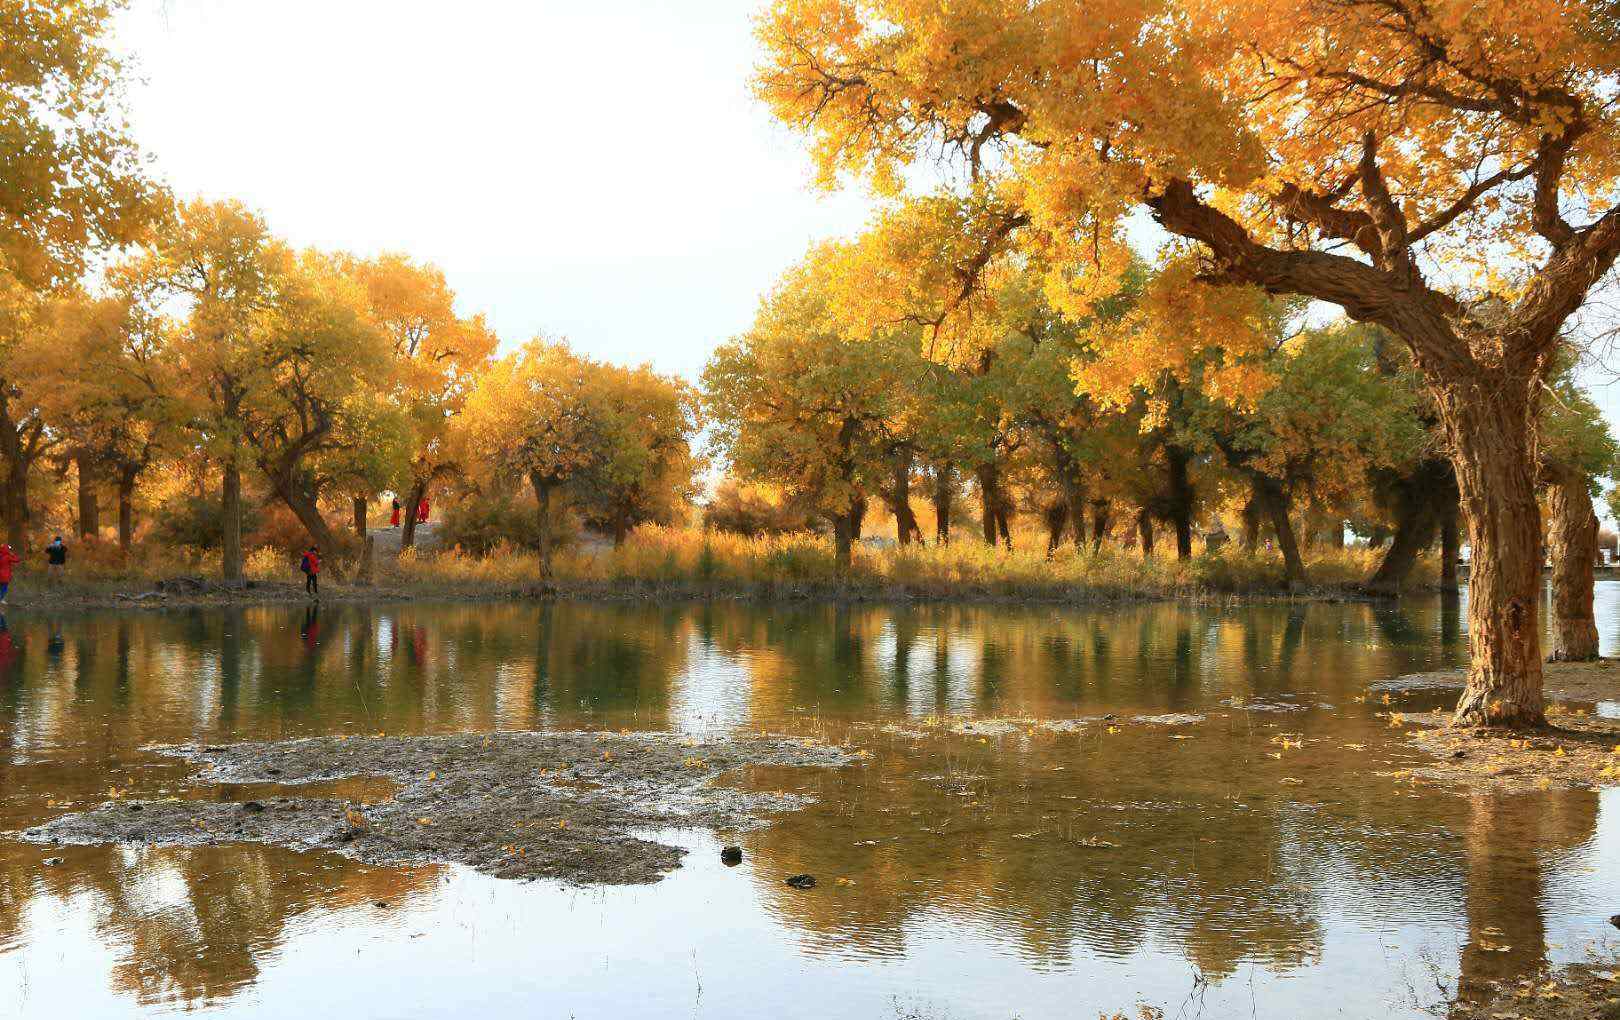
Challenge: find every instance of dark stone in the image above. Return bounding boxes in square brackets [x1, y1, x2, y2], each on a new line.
[128, 804, 142, 812]
[41, 857, 63, 867]
[375, 900, 390, 909]
[1610, 915, 1619, 930]
[241, 801, 265, 813]
[784, 874, 816, 889]
[721, 846, 743, 867]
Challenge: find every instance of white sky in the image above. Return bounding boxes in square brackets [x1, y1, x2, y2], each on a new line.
[113, 0, 875, 379]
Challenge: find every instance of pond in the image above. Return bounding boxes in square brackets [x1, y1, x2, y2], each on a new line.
[1, 586, 1617, 1019]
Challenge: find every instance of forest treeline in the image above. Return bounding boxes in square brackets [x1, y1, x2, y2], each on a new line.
[8, 1, 1620, 726]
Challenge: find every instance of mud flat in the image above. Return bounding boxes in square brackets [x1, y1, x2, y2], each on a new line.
[10, 730, 855, 885]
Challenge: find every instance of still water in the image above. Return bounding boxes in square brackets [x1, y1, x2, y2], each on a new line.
[1, 587, 1617, 1019]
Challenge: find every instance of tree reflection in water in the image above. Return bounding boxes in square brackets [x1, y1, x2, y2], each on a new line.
[0, 596, 1610, 1017]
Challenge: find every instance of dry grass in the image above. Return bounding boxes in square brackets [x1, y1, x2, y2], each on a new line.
[384, 525, 1423, 600]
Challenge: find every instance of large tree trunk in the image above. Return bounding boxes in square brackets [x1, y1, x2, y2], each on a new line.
[1546, 468, 1599, 662]
[1044, 501, 1067, 556]
[1137, 509, 1154, 559]
[1090, 499, 1111, 553]
[976, 463, 999, 546]
[274, 475, 347, 581]
[1365, 498, 1438, 596]
[400, 480, 426, 550]
[1439, 495, 1460, 597]
[1445, 387, 1545, 728]
[530, 473, 554, 579]
[76, 454, 100, 539]
[887, 451, 921, 546]
[1165, 445, 1194, 560]
[1, 460, 26, 549]
[1365, 459, 1452, 595]
[221, 453, 243, 583]
[1255, 477, 1307, 586]
[1241, 498, 1260, 552]
[117, 467, 137, 553]
[1061, 475, 1088, 551]
[832, 508, 855, 571]
[932, 463, 953, 544]
[352, 495, 368, 537]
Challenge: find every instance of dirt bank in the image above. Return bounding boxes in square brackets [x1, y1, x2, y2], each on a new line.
[1376, 659, 1620, 705]
[1452, 953, 1620, 1019]
[1395, 708, 1620, 793]
[9, 730, 855, 885]
[0, 572, 1383, 614]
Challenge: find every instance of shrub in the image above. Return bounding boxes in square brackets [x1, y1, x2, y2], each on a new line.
[438, 492, 575, 556]
[702, 480, 808, 538]
[151, 495, 225, 551]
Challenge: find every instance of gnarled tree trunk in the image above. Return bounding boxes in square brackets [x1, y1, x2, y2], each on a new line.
[1254, 477, 1306, 587]
[1445, 384, 1545, 728]
[1136, 509, 1154, 558]
[271, 473, 346, 582]
[352, 496, 368, 537]
[1545, 467, 1599, 662]
[887, 451, 921, 545]
[400, 480, 426, 550]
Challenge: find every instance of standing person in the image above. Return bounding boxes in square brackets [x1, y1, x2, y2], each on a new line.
[390, 498, 401, 528]
[0, 543, 19, 605]
[299, 545, 321, 598]
[45, 536, 67, 585]
[417, 495, 430, 524]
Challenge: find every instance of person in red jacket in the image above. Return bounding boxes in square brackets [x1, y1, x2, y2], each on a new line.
[0, 542, 19, 605]
[390, 498, 401, 528]
[299, 545, 321, 597]
[416, 496, 430, 523]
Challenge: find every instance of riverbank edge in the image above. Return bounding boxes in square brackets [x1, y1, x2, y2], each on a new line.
[0, 573, 1413, 613]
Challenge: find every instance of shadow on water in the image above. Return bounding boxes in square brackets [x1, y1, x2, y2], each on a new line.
[0, 587, 1614, 1018]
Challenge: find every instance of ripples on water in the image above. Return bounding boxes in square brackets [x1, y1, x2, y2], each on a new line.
[0, 585, 1617, 1019]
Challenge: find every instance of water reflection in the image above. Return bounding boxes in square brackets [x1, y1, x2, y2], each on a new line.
[0, 590, 1614, 1019]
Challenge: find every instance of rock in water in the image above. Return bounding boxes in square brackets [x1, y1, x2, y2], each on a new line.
[784, 874, 816, 889]
[721, 846, 742, 867]
[1610, 914, 1620, 930]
